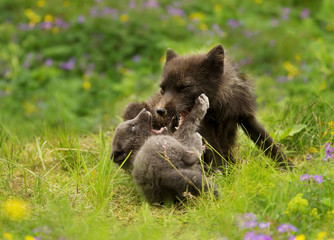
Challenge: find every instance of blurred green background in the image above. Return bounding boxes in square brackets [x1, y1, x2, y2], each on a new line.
[0, 0, 333, 134]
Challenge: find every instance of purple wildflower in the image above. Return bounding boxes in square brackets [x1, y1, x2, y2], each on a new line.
[255, 234, 272, 240]
[244, 232, 272, 240]
[33, 226, 53, 234]
[289, 237, 296, 240]
[212, 23, 224, 36]
[144, 0, 159, 9]
[90, 6, 98, 17]
[102, 7, 118, 18]
[238, 213, 258, 229]
[306, 154, 313, 161]
[227, 19, 241, 29]
[277, 223, 298, 233]
[244, 213, 257, 221]
[41, 21, 53, 30]
[166, 5, 185, 16]
[270, 19, 279, 27]
[323, 143, 334, 161]
[77, 15, 85, 23]
[281, 7, 291, 20]
[239, 57, 252, 67]
[187, 23, 195, 32]
[244, 232, 256, 240]
[55, 17, 69, 29]
[85, 63, 95, 75]
[300, 8, 310, 19]
[276, 76, 288, 83]
[59, 58, 76, 71]
[243, 30, 254, 39]
[45, 58, 53, 67]
[129, 0, 136, 9]
[17, 23, 31, 30]
[23, 52, 34, 68]
[269, 40, 276, 47]
[259, 222, 270, 229]
[300, 174, 312, 181]
[132, 55, 141, 62]
[313, 175, 324, 184]
[1, 68, 9, 78]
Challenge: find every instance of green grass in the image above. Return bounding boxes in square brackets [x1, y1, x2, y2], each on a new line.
[1, 0, 334, 239]
[1, 97, 334, 239]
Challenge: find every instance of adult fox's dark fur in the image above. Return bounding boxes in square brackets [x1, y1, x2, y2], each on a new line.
[123, 44, 294, 169]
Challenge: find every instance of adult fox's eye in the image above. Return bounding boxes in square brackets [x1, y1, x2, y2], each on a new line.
[160, 88, 165, 95]
[131, 124, 135, 132]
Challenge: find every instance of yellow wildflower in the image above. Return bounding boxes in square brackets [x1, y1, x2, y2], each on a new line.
[4, 233, 14, 240]
[5, 86, 11, 94]
[214, 4, 222, 12]
[37, 0, 45, 7]
[254, 0, 263, 4]
[199, 23, 208, 31]
[52, 27, 59, 34]
[307, 147, 317, 153]
[286, 193, 309, 214]
[44, 14, 53, 22]
[120, 14, 129, 22]
[320, 82, 326, 90]
[83, 81, 91, 90]
[328, 121, 334, 128]
[160, 56, 166, 64]
[296, 235, 306, 240]
[23, 101, 37, 116]
[25, 236, 35, 240]
[121, 67, 129, 75]
[311, 208, 320, 220]
[189, 12, 205, 21]
[63, 0, 70, 7]
[295, 53, 301, 62]
[283, 61, 299, 79]
[25, 9, 41, 26]
[316, 232, 327, 240]
[3, 199, 30, 221]
[173, 16, 185, 26]
[24, 9, 33, 17]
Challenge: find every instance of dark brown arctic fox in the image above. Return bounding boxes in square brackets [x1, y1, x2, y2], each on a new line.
[111, 94, 217, 203]
[123, 44, 294, 169]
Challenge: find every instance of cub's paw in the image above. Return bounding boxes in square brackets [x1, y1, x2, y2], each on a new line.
[195, 93, 210, 112]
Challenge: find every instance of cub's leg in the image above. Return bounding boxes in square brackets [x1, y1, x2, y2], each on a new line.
[159, 168, 211, 201]
[173, 93, 209, 148]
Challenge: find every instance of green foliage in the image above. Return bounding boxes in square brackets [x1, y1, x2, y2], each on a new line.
[1, 0, 334, 239]
[1, 0, 333, 132]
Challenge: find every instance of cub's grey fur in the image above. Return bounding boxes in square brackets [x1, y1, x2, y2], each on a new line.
[111, 94, 217, 203]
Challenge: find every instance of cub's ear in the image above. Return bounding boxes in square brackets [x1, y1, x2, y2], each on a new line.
[200, 44, 225, 75]
[166, 48, 179, 63]
[123, 102, 148, 121]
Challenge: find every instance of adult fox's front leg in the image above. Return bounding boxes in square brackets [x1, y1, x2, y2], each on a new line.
[239, 115, 294, 169]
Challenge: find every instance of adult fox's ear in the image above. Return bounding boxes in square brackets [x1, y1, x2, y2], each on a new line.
[200, 44, 225, 75]
[166, 48, 179, 63]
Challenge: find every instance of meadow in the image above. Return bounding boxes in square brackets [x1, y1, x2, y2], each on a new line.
[1, 0, 334, 239]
